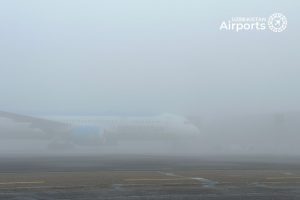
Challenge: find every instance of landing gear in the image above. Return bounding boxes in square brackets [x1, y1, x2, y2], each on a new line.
[47, 140, 75, 151]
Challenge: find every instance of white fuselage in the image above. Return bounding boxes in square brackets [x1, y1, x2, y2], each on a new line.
[45, 114, 200, 145]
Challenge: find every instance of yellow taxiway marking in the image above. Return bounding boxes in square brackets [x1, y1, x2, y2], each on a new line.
[258, 182, 300, 184]
[125, 178, 189, 181]
[266, 177, 300, 180]
[0, 181, 45, 185]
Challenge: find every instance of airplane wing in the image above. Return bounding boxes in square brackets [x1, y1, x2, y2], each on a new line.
[0, 111, 68, 139]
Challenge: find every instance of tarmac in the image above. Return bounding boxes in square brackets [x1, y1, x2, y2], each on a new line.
[0, 155, 299, 199]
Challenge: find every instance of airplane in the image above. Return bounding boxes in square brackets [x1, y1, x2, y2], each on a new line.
[0, 111, 200, 150]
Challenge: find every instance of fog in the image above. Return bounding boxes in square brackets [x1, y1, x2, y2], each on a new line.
[0, 0, 299, 156]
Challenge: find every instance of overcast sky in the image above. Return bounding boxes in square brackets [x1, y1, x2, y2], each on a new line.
[0, 0, 299, 116]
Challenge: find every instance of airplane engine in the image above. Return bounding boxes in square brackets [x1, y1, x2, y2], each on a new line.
[70, 125, 106, 146]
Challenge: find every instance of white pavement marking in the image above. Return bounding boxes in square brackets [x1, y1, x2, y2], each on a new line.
[0, 181, 45, 185]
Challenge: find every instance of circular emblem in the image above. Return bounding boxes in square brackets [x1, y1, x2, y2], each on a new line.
[268, 13, 287, 32]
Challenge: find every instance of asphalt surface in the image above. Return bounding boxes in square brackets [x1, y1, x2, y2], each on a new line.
[0, 155, 299, 199]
